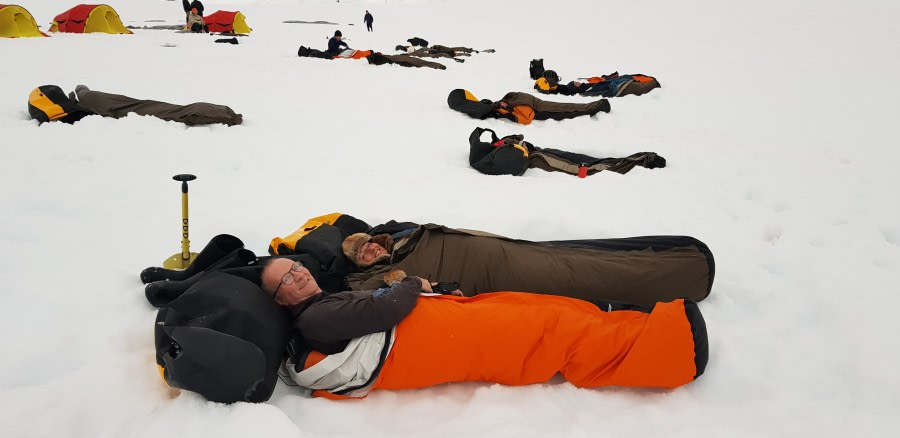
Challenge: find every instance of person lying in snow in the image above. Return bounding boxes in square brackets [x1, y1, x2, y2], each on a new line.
[27, 85, 242, 126]
[259, 258, 708, 399]
[447, 88, 610, 125]
[394, 44, 494, 62]
[403, 37, 495, 54]
[141, 216, 715, 310]
[467, 126, 666, 177]
[364, 52, 446, 69]
[298, 42, 447, 69]
[338, 223, 714, 308]
[395, 45, 467, 62]
[535, 71, 661, 98]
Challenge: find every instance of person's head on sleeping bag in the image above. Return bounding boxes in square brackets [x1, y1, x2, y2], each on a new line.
[342, 233, 392, 268]
[261, 259, 323, 306]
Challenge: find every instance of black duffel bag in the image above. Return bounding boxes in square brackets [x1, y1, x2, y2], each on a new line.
[155, 272, 291, 403]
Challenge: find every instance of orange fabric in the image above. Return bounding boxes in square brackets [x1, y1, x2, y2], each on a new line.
[304, 350, 327, 368]
[498, 105, 535, 125]
[312, 389, 346, 400]
[585, 76, 606, 84]
[337, 294, 698, 395]
[633, 75, 654, 83]
[351, 50, 373, 59]
[511, 143, 529, 157]
[511, 105, 535, 125]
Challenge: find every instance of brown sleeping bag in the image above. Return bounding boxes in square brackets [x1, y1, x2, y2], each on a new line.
[346, 225, 715, 308]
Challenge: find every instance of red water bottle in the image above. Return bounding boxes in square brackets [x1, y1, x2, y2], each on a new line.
[577, 164, 587, 178]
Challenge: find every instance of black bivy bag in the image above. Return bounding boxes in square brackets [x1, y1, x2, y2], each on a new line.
[297, 46, 331, 59]
[407, 37, 429, 47]
[468, 127, 666, 177]
[155, 272, 291, 403]
[469, 127, 533, 176]
[28, 85, 93, 124]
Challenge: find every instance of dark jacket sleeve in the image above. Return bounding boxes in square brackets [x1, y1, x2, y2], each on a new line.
[183, 0, 190, 12]
[327, 38, 349, 55]
[296, 277, 421, 353]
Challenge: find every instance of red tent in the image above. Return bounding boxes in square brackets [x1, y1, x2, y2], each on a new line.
[203, 10, 251, 34]
[52, 4, 93, 33]
[50, 4, 131, 34]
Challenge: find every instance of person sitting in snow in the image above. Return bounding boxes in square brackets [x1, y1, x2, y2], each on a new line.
[185, 7, 207, 33]
[182, 0, 204, 23]
[326, 30, 350, 57]
[258, 257, 708, 399]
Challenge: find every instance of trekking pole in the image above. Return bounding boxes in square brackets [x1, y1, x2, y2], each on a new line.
[162, 174, 199, 269]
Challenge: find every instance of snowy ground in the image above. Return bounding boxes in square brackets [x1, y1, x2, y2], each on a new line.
[1, 0, 899, 436]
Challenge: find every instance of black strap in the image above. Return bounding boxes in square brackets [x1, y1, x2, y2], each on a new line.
[474, 127, 500, 144]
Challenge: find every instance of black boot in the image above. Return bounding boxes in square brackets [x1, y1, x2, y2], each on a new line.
[145, 248, 257, 307]
[140, 234, 244, 284]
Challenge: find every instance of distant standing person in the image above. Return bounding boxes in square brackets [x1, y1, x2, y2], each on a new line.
[364, 10, 374, 32]
[182, 0, 204, 24]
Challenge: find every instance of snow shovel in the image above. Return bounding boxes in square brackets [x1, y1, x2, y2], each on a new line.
[162, 174, 199, 269]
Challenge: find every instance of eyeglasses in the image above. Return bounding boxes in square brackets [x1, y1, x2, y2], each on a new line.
[273, 261, 304, 299]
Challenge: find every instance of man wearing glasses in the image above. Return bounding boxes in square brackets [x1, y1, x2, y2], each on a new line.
[260, 257, 435, 355]
[258, 256, 707, 398]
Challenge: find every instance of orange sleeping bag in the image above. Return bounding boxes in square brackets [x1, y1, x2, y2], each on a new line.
[307, 293, 707, 399]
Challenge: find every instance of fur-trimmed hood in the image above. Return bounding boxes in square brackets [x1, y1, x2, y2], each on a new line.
[342, 233, 394, 268]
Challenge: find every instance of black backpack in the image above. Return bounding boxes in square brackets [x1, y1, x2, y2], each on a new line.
[529, 58, 545, 80]
[542, 69, 561, 86]
[155, 273, 291, 403]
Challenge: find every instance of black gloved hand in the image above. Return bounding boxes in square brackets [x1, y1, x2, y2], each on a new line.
[431, 282, 461, 295]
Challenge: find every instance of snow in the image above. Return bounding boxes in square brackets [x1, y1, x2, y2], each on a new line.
[1, 0, 898, 436]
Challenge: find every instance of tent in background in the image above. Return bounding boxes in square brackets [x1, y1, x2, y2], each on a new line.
[0, 4, 47, 37]
[204, 10, 251, 35]
[50, 4, 131, 34]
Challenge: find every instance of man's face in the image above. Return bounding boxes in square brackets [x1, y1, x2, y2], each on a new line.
[262, 258, 322, 306]
[358, 242, 387, 264]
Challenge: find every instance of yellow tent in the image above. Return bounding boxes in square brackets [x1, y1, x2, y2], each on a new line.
[0, 4, 48, 38]
[50, 4, 132, 34]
